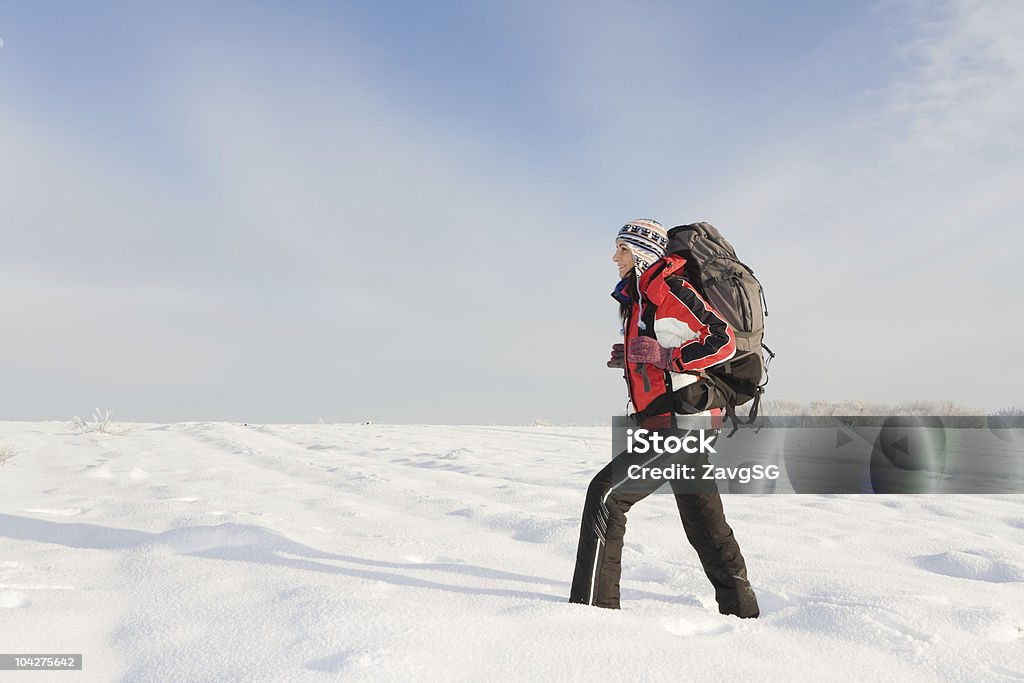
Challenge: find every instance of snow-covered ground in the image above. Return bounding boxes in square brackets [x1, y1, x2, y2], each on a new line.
[0, 421, 1022, 682]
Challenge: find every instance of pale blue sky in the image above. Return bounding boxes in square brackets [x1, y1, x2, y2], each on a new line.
[1, 1, 1021, 422]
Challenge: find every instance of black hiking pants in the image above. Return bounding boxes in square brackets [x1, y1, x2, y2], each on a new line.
[568, 430, 759, 617]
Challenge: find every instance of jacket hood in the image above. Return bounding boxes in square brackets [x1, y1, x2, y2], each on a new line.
[638, 253, 686, 292]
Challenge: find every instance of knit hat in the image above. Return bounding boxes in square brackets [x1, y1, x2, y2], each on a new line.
[616, 219, 668, 275]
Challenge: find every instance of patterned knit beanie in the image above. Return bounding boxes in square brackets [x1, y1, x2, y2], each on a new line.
[616, 219, 668, 275]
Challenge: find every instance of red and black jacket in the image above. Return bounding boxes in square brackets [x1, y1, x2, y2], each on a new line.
[613, 254, 737, 419]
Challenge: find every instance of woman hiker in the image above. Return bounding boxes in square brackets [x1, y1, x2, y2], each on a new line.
[568, 219, 759, 618]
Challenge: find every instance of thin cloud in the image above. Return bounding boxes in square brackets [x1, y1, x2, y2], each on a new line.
[1, 1, 1020, 421]
[883, 0, 1024, 163]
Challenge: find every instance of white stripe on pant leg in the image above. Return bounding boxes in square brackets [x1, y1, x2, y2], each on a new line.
[587, 452, 665, 606]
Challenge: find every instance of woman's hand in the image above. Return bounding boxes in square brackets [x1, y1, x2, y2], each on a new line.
[607, 343, 625, 368]
[627, 337, 674, 370]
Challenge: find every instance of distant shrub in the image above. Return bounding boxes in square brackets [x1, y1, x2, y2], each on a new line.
[0, 445, 15, 466]
[749, 399, 803, 416]
[759, 399, 983, 416]
[891, 399, 982, 416]
[71, 408, 132, 435]
[994, 406, 1024, 416]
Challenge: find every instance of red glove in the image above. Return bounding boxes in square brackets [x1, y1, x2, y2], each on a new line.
[628, 337, 674, 370]
[607, 343, 625, 368]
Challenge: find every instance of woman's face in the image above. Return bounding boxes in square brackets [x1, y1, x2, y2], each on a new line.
[612, 241, 635, 279]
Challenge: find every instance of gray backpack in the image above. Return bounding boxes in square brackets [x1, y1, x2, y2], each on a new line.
[666, 222, 774, 429]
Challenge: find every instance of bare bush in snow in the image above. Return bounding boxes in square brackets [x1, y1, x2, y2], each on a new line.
[760, 398, 983, 416]
[0, 445, 15, 466]
[994, 406, 1024, 416]
[892, 398, 982, 416]
[71, 408, 132, 435]
[753, 399, 803, 416]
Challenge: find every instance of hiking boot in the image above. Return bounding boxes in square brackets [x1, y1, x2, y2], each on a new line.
[716, 578, 760, 618]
